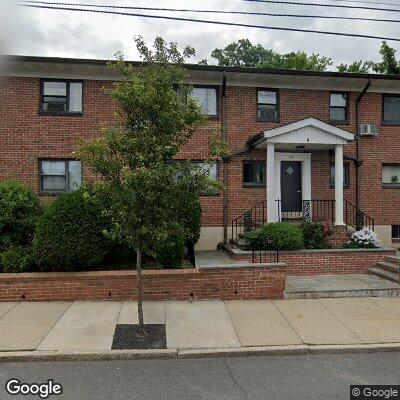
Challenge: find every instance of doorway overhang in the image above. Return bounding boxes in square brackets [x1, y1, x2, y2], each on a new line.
[248, 117, 354, 151]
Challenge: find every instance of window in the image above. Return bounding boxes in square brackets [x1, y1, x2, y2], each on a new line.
[243, 161, 265, 186]
[330, 92, 348, 122]
[257, 89, 278, 121]
[392, 225, 400, 240]
[40, 80, 83, 114]
[181, 86, 218, 116]
[383, 94, 400, 124]
[39, 159, 82, 194]
[382, 164, 400, 187]
[192, 161, 218, 179]
[330, 163, 350, 188]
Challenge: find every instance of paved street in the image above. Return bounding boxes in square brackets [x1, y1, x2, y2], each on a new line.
[3, 298, 400, 351]
[1, 353, 400, 399]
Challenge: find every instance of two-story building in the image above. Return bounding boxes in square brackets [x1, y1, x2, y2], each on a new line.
[1, 55, 400, 250]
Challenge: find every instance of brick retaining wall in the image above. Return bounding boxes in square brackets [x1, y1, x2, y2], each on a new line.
[0, 264, 286, 302]
[229, 248, 396, 276]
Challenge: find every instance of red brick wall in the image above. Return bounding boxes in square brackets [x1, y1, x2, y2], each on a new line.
[1, 77, 399, 229]
[231, 249, 395, 275]
[0, 266, 286, 302]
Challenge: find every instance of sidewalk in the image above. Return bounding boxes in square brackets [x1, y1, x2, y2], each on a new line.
[2, 298, 400, 354]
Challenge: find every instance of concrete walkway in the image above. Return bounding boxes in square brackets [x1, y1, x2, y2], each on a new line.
[3, 298, 400, 352]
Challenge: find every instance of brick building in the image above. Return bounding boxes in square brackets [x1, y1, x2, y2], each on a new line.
[1, 55, 400, 250]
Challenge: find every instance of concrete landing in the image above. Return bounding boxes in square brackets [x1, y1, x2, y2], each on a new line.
[285, 274, 400, 299]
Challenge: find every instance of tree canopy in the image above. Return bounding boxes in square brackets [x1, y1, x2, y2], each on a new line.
[206, 39, 400, 75]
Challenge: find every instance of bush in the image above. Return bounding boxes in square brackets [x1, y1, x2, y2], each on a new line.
[244, 222, 304, 250]
[33, 188, 113, 271]
[344, 228, 379, 249]
[301, 221, 331, 249]
[0, 180, 42, 251]
[155, 230, 185, 269]
[0, 246, 35, 273]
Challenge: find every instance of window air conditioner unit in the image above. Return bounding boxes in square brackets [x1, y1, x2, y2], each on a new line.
[359, 124, 378, 137]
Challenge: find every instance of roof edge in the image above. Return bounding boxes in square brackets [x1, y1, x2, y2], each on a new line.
[3, 55, 400, 81]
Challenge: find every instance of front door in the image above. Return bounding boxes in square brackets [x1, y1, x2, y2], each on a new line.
[281, 161, 302, 213]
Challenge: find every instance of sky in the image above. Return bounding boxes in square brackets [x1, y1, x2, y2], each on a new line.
[1, 0, 400, 69]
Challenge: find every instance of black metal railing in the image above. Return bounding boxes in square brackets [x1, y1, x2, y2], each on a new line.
[252, 248, 280, 263]
[231, 198, 375, 251]
[231, 200, 267, 246]
[344, 199, 375, 230]
[276, 199, 335, 225]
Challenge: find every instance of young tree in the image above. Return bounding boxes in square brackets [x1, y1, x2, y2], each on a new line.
[372, 41, 400, 75]
[77, 37, 218, 334]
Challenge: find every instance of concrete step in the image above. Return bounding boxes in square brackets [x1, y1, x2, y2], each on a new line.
[368, 267, 400, 284]
[376, 261, 400, 274]
[385, 256, 400, 266]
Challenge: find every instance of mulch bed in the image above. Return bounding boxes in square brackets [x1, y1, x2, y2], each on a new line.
[112, 324, 167, 350]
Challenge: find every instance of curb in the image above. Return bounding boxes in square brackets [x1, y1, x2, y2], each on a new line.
[0, 349, 177, 363]
[2, 343, 400, 362]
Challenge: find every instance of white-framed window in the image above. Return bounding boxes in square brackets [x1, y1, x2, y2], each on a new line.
[39, 159, 82, 194]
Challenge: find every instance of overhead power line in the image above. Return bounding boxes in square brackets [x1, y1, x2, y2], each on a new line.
[16, 3, 400, 42]
[242, 0, 400, 13]
[326, 0, 400, 7]
[17, 0, 400, 23]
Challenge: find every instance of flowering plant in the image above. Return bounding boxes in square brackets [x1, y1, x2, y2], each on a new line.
[346, 228, 379, 248]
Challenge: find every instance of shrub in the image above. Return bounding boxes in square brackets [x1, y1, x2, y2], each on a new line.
[243, 228, 269, 250]
[0, 246, 35, 273]
[244, 222, 304, 250]
[301, 221, 331, 249]
[33, 188, 113, 271]
[155, 230, 185, 269]
[344, 228, 379, 249]
[0, 180, 42, 250]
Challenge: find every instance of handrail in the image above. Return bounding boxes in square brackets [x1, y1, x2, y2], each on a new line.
[231, 200, 267, 247]
[344, 199, 375, 230]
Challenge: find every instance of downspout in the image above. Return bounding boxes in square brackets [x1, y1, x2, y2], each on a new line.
[355, 79, 372, 212]
[221, 71, 229, 245]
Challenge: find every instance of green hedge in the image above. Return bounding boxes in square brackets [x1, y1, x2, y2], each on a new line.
[244, 222, 304, 250]
[33, 189, 113, 271]
[0, 180, 42, 251]
[0, 246, 35, 273]
[155, 230, 185, 269]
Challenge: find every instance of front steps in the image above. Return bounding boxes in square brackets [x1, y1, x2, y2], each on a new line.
[368, 256, 400, 283]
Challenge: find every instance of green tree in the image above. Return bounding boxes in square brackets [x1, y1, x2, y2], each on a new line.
[337, 60, 374, 73]
[372, 41, 400, 74]
[210, 39, 332, 71]
[77, 36, 217, 334]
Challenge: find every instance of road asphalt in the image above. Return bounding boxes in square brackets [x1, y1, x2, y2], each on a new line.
[1, 352, 400, 399]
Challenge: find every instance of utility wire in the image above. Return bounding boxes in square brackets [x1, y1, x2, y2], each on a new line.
[16, 0, 400, 23]
[326, 0, 400, 7]
[16, 3, 400, 42]
[242, 0, 400, 13]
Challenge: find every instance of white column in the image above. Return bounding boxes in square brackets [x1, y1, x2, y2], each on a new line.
[334, 144, 345, 225]
[266, 143, 277, 222]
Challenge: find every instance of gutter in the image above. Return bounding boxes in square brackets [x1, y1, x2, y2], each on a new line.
[221, 71, 229, 245]
[355, 79, 372, 211]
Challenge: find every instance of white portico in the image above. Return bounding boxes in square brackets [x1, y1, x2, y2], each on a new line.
[249, 118, 354, 226]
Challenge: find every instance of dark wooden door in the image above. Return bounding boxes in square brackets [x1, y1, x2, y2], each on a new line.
[281, 161, 302, 212]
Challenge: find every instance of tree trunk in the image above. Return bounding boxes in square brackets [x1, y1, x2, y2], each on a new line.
[136, 248, 145, 334]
